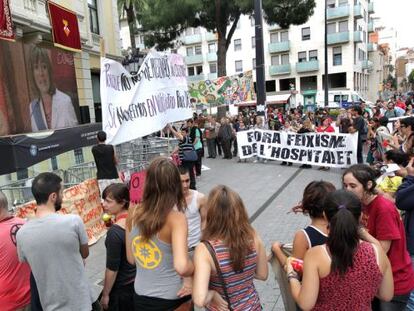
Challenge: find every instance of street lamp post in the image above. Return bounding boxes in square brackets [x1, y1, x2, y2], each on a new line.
[324, 0, 329, 107]
[254, 0, 266, 117]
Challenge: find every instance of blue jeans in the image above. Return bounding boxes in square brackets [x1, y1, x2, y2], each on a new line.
[406, 255, 414, 311]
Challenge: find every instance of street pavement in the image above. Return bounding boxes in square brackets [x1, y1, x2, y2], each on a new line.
[85, 157, 343, 311]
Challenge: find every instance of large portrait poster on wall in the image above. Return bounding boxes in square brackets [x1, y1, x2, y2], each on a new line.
[0, 40, 80, 136]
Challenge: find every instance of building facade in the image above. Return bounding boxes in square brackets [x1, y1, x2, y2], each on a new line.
[1, 0, 122, 186]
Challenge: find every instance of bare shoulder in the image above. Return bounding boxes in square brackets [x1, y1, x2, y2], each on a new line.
[167, 210, 187, 224]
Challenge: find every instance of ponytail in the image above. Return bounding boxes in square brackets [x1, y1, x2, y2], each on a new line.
[324, 190, 362, 275]
[327, 208, 359, 275]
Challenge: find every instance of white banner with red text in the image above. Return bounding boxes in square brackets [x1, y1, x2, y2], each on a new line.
[237, 129, 358, 168]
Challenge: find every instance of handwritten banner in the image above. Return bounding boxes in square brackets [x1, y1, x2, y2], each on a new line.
[188, 70, 255, 107]
[237, 129, 358, 168]
[15, 179, 106, 245]
[101, 51, 193, 145]
[129, 170, 146, 203]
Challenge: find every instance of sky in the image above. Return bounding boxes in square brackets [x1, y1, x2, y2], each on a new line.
[375, 0, 414, 49]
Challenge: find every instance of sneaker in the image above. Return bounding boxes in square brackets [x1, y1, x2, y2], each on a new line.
[281, 162, 287, 166]
[288, 162, 292, 166]
[253, 160, 258, 163]
[264, 160, 268, 163]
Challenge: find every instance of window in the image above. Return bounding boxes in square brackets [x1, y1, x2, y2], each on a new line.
[251, 36, 256, 48]
[280, 31, 289, 42]
[309, 50, 318, 61]
[196, 65, 203, 75]
[209, 63, 217, 74]
[252, 58, 256, 69]
[327, 23, 336, 34]
[74, 148, 84, 165]
[339, 20, 348, 32]
[333, 47, 342, 65]
[298, 51, 307, 63]
[363, 30, 367, 42]
[271, 55, 280, 66]
[281, 54, 289, 64]
[327, 0, 336, 8]
[339, 0, 348, 6]
[16, 168, 28, 180]
[302, 27, 311, 40]
[358, 48, 364, 60]
[270, 32, 278, 43]
[195, 45, 202, 55]
[234, 39, 242, 51]
[188, 67, 195, 76]
[186, 47, 193, 56]
[235, 60, 243, 72]
[88, 0, 99, 34]
[51, 156, 58, 171]
[208, 43, 216, 53]
[250, 16, 255, 26]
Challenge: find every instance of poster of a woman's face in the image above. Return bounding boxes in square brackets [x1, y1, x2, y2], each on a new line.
[0, 40, 80, 136]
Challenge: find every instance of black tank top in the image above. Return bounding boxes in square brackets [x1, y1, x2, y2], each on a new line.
[302, 225, 327, 248]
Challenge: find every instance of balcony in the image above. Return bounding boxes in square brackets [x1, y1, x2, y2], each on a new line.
[205, 32, 217, 41]
[327, 5, 350, 20]
[268, 41, 290, 53]
[207, 73, 218, 80]
[361, 60, 373, 70]
[10, 0, 57, 33]
[268, 24, 281, 31]
[187, 74, 205, 82]
[368, 43, 377, 52]
[185, 54, 204, 65]
[207, 52, 217, 62]
[368, 2, 375, 13]
[368, 22, 374, 33]
[353, 31, 363, 43]
[296, 60, 319, 73]
[269, 64, 291, 76]
[183, 34, 202, 45]
[353, 4, 363, 18]
[327, 32, 350, 45]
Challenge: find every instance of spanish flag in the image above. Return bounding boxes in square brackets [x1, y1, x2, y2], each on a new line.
[47, 1, 81, 52]
[0, 0, 15, 41]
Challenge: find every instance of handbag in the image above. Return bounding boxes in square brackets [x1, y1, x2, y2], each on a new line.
[202, 240, 233, 311]
[182, 137, 198, 162]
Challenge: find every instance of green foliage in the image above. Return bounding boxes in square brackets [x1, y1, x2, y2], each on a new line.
[262, 0, 316, 28]
[408, 70, 414, 85]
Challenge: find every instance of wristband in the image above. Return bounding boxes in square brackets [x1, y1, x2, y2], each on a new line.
[287, 271, 299, 282]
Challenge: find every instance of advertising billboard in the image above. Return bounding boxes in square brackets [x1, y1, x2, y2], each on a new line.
[0, 40, 80, 136]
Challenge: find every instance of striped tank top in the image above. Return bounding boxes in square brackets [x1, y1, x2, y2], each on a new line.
[207, 240, 261, 311]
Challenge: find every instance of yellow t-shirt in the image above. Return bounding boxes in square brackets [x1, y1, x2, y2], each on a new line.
[378, 176, 403, 193]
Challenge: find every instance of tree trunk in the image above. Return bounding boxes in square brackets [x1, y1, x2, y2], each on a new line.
[217, 31, 227, 77]
[126, 4, 136, 54]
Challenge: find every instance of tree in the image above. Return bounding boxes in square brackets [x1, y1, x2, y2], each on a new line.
[408, 70, 414, 90]
[117, 0, 146, 54]
[138, 0, 316, 77]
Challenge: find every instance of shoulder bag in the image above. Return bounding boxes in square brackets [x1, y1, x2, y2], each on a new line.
[202, 240, 233, 311]
[182, 137, 198, 162]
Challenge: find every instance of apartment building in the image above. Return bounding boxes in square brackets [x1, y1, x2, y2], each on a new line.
[1, 0, 122, 185]
[175, 0, 376, 105]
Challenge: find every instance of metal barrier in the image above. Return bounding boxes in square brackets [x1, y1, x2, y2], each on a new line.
[0, 136, 179, 209]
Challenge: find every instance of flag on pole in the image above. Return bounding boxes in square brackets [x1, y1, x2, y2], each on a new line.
[0, 0, 15, 41]
[47, 1, 81, 52]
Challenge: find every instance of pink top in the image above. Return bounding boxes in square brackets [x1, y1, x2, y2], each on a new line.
[313, 242, 382, 311]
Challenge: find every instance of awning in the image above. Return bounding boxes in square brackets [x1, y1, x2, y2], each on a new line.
[235, 94, 291, 107]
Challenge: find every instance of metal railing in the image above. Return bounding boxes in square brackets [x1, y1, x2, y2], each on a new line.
[0, 136, 179, 210]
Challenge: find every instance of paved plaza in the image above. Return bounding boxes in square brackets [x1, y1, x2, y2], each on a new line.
[85, 157, 343, 311]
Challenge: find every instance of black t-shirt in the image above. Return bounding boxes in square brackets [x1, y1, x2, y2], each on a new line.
[105, 224, 136, 289]
[91, 144, 118, 180]
[353, 116, 365, 141]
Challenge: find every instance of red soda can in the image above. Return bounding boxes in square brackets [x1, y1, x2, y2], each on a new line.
[291, 258, 304, 273]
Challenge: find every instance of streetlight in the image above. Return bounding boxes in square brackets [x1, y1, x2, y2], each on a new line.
[254, 0, 266, 117]
[324, 0, 329, 107]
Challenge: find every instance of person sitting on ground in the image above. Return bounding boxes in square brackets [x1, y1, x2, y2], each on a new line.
[272, 181, 335, 266]
[286, 190, 394, 311]
[125, 157, 194, 311]
[192, 185, 268, 310]
[100, 184, 136, 310]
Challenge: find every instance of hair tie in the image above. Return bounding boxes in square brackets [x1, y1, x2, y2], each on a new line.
[338, 204, 346, 210]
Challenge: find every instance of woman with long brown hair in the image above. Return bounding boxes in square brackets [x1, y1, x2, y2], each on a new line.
[125, 157, 194, 311]
[192, 185, 268, 310]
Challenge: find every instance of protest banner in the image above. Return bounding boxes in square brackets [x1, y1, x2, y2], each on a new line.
[130, 170, 146, 203]
[101, 51, 193, 145]
[16, 179, 106, 245]
[188, 70, 255, 107]
[237, 129, 358, 168]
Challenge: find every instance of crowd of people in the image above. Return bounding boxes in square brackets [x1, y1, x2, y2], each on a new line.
[1, 94, 414, 310]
